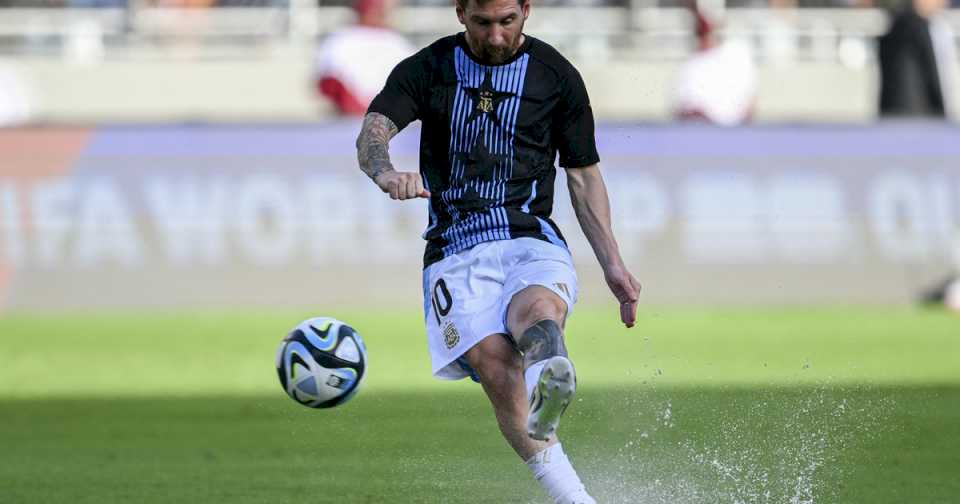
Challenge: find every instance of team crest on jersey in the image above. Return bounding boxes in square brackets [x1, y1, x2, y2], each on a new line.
[463, 71, 515, 129]
[477, 92, 494, 113]
[443, 322, 461, 349]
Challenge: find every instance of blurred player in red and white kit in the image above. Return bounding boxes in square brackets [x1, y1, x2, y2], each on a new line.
[313, 0, 416, 116]
[671, 4, 757, 126]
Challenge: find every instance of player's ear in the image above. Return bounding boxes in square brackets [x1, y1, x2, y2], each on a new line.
[521, 0, 530, 19]
[455, 0, 466, 24]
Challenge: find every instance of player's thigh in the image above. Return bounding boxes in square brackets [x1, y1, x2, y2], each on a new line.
[422, 242, 513, 380]
[505, 285, 568, 336]
[500, 238, 579, 335]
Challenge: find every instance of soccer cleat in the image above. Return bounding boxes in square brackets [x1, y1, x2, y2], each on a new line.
[527, 356, 577, 441]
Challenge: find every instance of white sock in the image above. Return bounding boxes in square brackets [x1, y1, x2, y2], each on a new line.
[525, 443, 594, 504]
[524, 360, 548, 400]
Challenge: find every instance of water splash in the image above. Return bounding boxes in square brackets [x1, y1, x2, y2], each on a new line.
[585, 388, 892, 504]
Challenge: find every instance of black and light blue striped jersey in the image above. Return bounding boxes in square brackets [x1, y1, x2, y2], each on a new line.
[368, 33, 599, 268]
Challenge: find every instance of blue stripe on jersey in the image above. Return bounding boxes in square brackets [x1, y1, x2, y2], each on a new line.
[441, 48, 531, 258]
[521, 179, 537, 213]
[536, 216, 567, 250]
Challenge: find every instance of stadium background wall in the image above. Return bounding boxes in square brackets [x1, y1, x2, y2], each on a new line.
[0, 123, 958, 312]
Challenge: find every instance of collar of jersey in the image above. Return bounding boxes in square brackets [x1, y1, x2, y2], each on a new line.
[456, 32, 534, 67]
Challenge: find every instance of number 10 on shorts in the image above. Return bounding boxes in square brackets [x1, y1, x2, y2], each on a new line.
[432, 278, 453, 326]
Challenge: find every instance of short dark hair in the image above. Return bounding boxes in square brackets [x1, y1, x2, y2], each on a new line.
[456, 0, 527, 10]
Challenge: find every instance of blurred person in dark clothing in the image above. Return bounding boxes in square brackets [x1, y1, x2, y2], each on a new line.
[878, 0, 957, 119]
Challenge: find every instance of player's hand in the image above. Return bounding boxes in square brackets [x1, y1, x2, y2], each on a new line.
[603, 263, 641, 328]
[374, 171, 431, 200]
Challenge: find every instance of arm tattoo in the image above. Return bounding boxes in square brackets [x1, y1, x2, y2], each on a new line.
[356, 112, 399, 182]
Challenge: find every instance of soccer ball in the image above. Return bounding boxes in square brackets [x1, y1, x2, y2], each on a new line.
[275, 317, 367, 408]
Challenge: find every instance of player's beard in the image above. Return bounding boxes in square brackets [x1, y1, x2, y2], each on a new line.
[477, 24, 525, 64]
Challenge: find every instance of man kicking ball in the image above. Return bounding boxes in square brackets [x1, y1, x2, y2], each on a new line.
[355, 0, 640, 500]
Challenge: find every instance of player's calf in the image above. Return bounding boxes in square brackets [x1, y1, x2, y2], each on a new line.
[516, 319, 568, 369]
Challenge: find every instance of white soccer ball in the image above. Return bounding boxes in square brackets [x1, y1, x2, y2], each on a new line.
[275, 317, 367, 408]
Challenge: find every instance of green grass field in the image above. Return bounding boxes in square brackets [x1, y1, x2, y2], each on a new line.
[1, 307, 959, 503]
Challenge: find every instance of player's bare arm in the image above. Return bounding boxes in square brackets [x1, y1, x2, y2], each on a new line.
[356, 112, 429, 200]
[566, 164, 642, 328]
[356, 112, 397, 180]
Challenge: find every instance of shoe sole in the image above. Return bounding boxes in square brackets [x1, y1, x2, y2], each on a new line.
[527, 356, 576, 441]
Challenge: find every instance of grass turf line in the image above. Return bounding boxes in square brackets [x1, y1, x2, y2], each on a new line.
[0, 307, 957, 398]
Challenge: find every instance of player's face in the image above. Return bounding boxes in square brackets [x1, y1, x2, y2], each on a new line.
[457, 0, 529, 65]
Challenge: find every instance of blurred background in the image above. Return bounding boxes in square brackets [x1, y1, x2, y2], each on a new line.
[0, 0, 959, 310]
[0, 0, 958, 122]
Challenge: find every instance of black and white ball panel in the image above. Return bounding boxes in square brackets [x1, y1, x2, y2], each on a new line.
[276, 317, 367, 409]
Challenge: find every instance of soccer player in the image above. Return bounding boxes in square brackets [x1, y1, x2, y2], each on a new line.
[355, 0, 640, 501]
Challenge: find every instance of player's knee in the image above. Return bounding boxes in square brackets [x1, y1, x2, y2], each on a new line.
[518, 296, 566, 330]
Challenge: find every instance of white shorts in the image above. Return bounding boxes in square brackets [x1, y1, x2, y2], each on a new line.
[422, 237, 579, 380]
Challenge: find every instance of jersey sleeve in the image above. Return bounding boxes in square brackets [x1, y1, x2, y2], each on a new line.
[367, 51, 429, 131]
[554, 67, 600, 169]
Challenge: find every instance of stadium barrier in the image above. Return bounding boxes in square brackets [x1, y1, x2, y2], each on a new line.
[6, 8, 960, 123]
[0, 122, 958, 311]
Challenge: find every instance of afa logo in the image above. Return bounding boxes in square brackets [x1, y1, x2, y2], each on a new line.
[462, 71, 514, 129]
[477, 92, 494, 114]
[442, 322, 460, 350]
